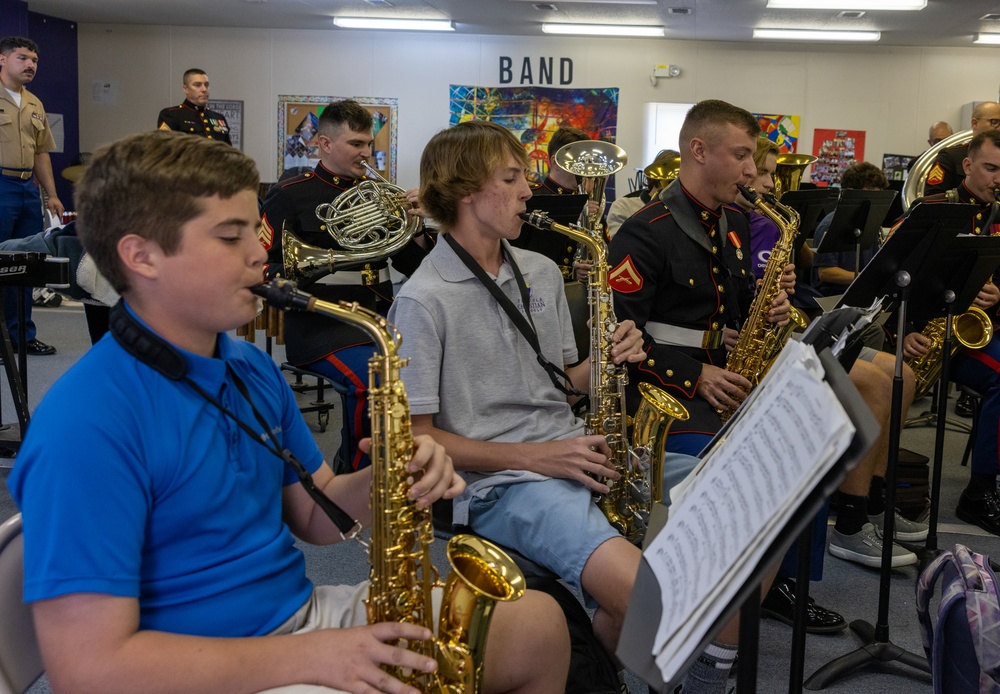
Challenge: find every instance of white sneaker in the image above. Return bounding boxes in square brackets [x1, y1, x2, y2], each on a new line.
[868, 510, 929, 542]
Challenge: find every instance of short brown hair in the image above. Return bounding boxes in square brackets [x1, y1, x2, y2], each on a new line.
[318, 99, 373, 138]
[75, 130, 259, 294]
[679, 99, 760, 151]
[840, 161, 888, 190]
[420, 121, 529, 230]
[968, 130, 1000, 159]
[548, 126, 591, 159]
[182, 68, 206, 84]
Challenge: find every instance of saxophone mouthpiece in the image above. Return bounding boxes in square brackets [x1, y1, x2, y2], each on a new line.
[251, 279, 313, 312]
[519, 211, 551, 228]
[736, 184, 759, 204]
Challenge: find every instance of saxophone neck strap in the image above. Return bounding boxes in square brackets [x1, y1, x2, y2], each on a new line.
[443, 234, 583, 398]
[109, 301, 360, 539]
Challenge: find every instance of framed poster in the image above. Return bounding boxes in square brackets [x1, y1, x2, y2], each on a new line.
[811, 129, 866, 187]
[277, 96, 397, 182]
[882, 153, 917, 182]
[753, 113, 801, 154]
[208, 99, 244, 150]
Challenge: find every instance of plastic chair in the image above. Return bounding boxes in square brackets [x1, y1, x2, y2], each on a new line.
[0, 514, 44, 694]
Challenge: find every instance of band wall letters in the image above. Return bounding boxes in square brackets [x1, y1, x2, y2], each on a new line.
[499, 56, 574, 85]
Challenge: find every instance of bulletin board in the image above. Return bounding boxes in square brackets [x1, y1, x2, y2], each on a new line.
[276, 96, 397, 182]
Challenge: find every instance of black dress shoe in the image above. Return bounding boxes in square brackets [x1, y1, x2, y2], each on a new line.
[761, 578, 847, 634]
[12, 338, 56, 356]
[956, 489, 1000, 536]
[955, 391, 976, 418]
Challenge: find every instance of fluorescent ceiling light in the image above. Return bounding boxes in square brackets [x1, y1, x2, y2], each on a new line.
[767, 0, 924, 8]
[974, 33, 1000, 45]
[754, 28, 880, 41]
[542, 23, 664, 37]
[332, 17, 454, 31]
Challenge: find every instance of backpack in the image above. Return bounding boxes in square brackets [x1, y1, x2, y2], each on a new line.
[916, 544, 1000, 693]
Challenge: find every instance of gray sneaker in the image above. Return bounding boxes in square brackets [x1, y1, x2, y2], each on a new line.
[868, 510, 929, 542]
[829, 522, 917, 568]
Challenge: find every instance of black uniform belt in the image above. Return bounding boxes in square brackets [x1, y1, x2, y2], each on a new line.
[645, 321, 725, 350]
[1, 168, 32, 181]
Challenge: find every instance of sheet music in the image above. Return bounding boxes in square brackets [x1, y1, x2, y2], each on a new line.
[645, 340, 856, 681]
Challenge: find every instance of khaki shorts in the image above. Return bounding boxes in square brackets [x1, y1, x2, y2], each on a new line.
[257, 582, 369, 693]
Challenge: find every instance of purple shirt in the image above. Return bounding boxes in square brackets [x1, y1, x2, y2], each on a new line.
[747, 210, 780, 280]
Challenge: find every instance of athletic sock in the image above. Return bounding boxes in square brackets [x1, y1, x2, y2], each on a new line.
[681, 642, 738, 694]
[966, 473, 998, 499]
[835, 493, 868, 536]
[867, 475, 886, 516]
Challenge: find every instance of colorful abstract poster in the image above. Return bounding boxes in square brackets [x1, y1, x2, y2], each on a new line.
[811, 129, 866, 188]
[753, 114, 801, 154]
[449, 85, 619, 183]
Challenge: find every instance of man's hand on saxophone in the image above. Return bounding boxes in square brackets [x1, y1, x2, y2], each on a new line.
[973, 279, 1000, 309]
[608, 318, 647, 364]
[903, 331, 931, 360]
[697, 363, 752, 411]
[767, 288, 792, 327]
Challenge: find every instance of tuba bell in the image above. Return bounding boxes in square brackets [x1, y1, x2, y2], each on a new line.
[553, 140, 628, 232]
[773, 153, 817, 199]
[642, 152, 681, 188]
[903, 129, 973, 211]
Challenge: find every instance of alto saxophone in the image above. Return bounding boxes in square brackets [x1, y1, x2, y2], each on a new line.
[721, 185, 805, 422]
[520, 212, 689, 544]
[254, 279, 525, 693]
[907, 307, 994, 399]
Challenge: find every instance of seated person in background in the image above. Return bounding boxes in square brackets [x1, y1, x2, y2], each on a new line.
[388, 120, 732, 694]
[924, 102, 1000, 195]
[904, 129, 1000, 536]
[606, 149, 679, 239]
[811, 162, 887, 297]
[260, 99, 432, 472]
[9, 130, 569, 694]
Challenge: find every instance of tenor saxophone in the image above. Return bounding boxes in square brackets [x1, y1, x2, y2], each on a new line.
[254, 279, 525, 693]
[720, 185, 805, 422]
[520, 212, 689, 544]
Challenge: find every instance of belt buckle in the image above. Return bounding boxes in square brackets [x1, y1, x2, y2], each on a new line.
[702, 330, 724, 350]
[19, 171, 31, 181]
[360, 263, 378, 287]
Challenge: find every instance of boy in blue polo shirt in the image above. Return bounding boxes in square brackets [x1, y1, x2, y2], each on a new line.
[8, 130, 568, 694]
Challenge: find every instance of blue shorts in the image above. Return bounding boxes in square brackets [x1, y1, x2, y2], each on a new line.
[468, 478, 620, 593]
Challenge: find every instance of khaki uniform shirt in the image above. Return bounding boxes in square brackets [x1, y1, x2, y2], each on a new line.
[0, 87, 56, 170]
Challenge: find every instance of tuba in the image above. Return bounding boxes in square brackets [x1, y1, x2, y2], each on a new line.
[281, 160, 421, 283]
[773, 153, 817, 199]
[721, 185, 805, 422]
[906, 307, 994, 399]
[521, 211, 689, 544]
[903, 129, 972, 211]
[642, 153, 681, 188]
[553, 140, 628, 232]
[254, 279, 525, 693]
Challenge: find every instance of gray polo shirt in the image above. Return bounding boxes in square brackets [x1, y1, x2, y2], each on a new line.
[388, 238, 585, 524]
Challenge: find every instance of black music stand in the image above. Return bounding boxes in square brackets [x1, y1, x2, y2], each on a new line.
[814, 189, 898, 277]
[780, 188, 839, 248]
[617, 346, 878, 694]
[511, 193, 588, 254]
[806, 202, 979, 689]
[904, 235, 1000, 567]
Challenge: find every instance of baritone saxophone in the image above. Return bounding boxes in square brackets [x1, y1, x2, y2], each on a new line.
[253, 279, 525, 693]
[520, 211, 689, 544]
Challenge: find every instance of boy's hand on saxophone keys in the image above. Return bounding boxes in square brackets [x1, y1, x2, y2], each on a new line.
[766, 290, 791, 327]
[974, 281, 999, 310]
[357, 435, 464, 509]
[609, 319, 646, 364]
[903, 332, 931, 359]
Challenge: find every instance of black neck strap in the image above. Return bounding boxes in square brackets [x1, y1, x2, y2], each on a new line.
[108, 301, 360, 539]
[443, 234, 582, 397]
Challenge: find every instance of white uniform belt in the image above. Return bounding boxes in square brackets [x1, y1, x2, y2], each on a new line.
[313, 267, 390, 286]
[645, 321, 725, 350]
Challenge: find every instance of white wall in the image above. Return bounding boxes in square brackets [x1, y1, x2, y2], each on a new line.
[77, 23, 1000, 188]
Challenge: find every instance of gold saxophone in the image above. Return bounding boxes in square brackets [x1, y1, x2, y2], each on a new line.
[254, 279, 525, 693]
[520, 211, 689, 544]
[721, 185, 807, 422]
[907, 308, 994, 399]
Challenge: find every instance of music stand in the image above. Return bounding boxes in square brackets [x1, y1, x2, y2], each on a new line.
[814, 189, 898, 277]
[904, 235, 1000, 567]
[806, 202, 979, 689]
[511, 193, 588, 253]
[779, 188, 839, 248]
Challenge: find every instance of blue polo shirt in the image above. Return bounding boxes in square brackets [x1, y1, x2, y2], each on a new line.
[9, 308, 324, 637]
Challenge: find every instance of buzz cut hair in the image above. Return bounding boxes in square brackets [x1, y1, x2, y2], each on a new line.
[182, 68, 207, 84]
[419, 120, 529, 230]
[968, 130, 1000, 159]
[75, 130, 259, 295]
[317, 99, 374, 138]
[679, 99, 761, 151]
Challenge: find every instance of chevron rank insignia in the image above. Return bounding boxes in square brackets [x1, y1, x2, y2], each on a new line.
[609, 255, 643, 293]
[926, 163, 945, 186]
[257, 217, 274, 250]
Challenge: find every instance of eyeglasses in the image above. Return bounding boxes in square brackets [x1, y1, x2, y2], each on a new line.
[982, 118, 1000, 129]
